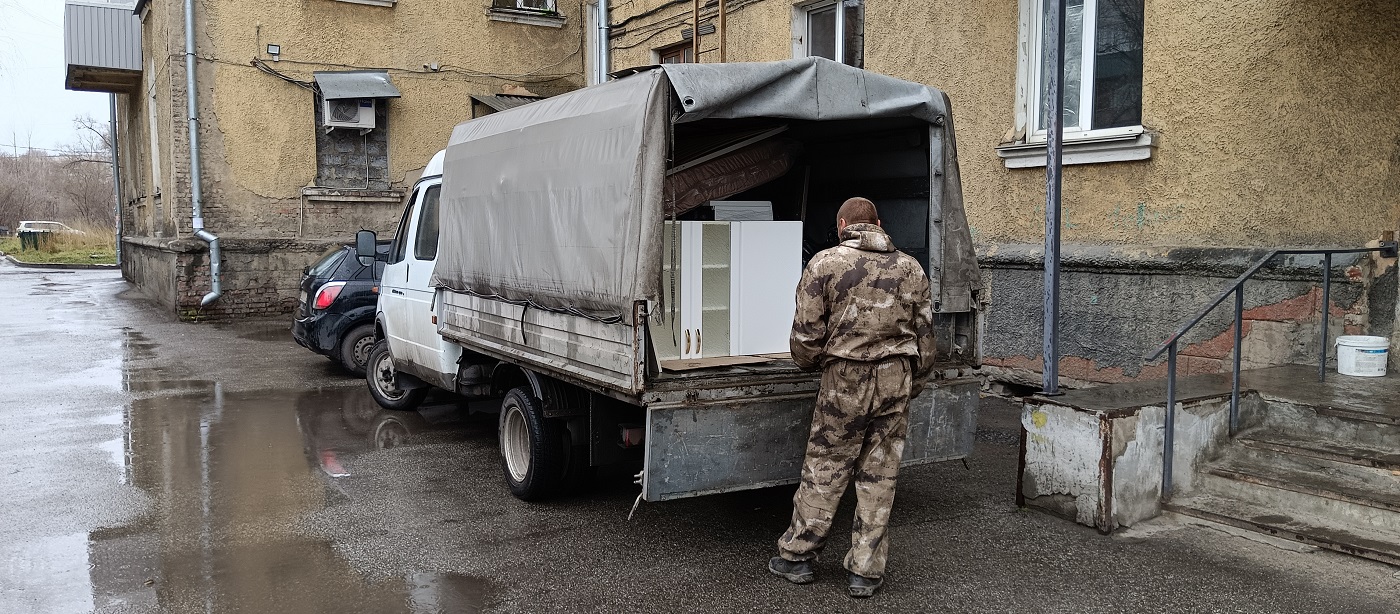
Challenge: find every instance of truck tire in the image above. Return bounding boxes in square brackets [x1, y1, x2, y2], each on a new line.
[499, 387, 566, 501]
[337, 324, 376, 376]
[366, 339, 426, 411]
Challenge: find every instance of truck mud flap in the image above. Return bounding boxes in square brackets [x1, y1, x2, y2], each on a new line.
[641, 378, 979, 501]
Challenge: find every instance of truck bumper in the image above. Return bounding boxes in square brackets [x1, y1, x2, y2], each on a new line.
[639, 377, 980, 502]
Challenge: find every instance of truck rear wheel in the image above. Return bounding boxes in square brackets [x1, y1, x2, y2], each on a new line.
[366, 340, 426, 411]
[499, 387, 566, 501]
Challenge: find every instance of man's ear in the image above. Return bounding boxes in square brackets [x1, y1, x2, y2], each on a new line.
[876, 219, 883, 227]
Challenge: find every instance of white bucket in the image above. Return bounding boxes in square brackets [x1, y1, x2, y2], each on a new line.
[1335, 335, 1389, 377]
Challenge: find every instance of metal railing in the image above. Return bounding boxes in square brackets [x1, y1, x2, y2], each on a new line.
[1144, 242, 1398, 500]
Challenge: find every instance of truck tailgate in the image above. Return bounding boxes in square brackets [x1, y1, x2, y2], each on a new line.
[640, 377, 980, 501]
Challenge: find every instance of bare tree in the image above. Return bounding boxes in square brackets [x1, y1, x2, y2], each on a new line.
[0, 115, 114, 230]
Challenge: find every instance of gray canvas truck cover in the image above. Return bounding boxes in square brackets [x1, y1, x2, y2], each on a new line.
[431, 57, 981, 323]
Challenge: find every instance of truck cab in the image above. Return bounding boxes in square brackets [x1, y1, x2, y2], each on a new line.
[364, 150, 461, 407]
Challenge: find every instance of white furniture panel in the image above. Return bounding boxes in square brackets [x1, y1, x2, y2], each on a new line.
[731, 221, 803, 356]
[656, 220, 802, 360]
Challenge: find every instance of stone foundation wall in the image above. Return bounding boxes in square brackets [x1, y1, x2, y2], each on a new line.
[123, 236, 344, 321]
[980, 243, 1397, 387]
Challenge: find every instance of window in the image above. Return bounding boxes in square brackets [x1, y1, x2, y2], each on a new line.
[796, 1, 864, 68]
[314, 94, 391, 190]
[658, 41, 694, 64]
[492, 0, 557, 13]
[487, 0, 565, 27]
[413, 186, 441, 261]
[389, 188, 418, 265]
[999, 0, 1150, 168]
[1029, 0, 1143, 137]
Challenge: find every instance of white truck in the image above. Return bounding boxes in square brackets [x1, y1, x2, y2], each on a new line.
[356, 58, 984, 502]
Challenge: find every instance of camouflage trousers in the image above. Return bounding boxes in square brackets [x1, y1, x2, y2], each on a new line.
[776, 356, 911, 579]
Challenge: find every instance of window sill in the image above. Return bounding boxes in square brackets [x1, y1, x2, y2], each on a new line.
[996, 130, 1157, 169]
[331, 0, 396, 7]
[486, 8, 567, 28]
[302, 187, 404, 204]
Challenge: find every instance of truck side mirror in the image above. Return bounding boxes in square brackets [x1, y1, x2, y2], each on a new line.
[355, 230, 378, 267]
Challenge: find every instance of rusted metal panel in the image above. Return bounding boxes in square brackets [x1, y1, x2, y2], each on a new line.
[641, 378, 980, 501]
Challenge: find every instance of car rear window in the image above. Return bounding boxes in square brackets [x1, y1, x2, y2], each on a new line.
[308, 247, 346, 278]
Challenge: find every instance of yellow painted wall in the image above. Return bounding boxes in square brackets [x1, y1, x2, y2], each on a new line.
[126, 0, 585, 239]
[612, 0, 1400, 248]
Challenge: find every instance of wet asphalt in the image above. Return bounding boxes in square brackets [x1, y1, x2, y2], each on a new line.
[1, 261, 1398, 613]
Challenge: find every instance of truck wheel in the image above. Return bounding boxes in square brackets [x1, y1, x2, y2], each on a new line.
[337, 324, 376, 376]
[366, 340, 426, 411]
[499, 387, 566, 501]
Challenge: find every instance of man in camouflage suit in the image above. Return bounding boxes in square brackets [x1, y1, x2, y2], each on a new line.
[768, 197, 936, 598]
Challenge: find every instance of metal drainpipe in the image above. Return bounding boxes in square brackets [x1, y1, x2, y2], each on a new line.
[597, 0, 611, 83]
[184, 0, 220, 306]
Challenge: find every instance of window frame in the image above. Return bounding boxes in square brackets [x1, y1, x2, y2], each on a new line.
[412, 185, 442, 262]
[793, 0, 863, 68]
[389, 187, 419, 265]
[1021, 0, 1144, 143]
[656, 41, 695, 65]
[1001, 0, 1151, 167]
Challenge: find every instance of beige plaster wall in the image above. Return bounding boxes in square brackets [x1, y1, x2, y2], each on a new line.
[610, 0, 791, 68]
[613, 0, 1400, 249]
[872, 0, 1400, 247]
[194, 0, 585, 236]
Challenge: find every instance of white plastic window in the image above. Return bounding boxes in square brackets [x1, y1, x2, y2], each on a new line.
[1026, 0, 1143, 140]
[797, 0, 864, 68]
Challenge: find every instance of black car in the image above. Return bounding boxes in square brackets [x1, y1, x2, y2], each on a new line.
[292, 242, 389, 375]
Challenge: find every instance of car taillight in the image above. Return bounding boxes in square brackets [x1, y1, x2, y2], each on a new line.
[313, 282, 346, 310]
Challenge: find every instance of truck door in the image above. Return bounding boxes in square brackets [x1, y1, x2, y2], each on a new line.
[379, 186, 421, 362]
[401, 183, 444, 371]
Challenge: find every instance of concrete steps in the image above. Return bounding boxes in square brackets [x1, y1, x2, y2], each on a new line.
[1168, 374, 1400, 565]
[1166, 492, 1400, 566]
[1237, 431, 1400, 472]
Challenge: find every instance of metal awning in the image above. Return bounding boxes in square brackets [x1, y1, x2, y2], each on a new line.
[64, 1, 142, 93]
[470, 94, 544, 113]
[313, 71, 401, 100]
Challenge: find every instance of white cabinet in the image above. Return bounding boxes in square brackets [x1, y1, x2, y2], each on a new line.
[656, 220, 803, 360]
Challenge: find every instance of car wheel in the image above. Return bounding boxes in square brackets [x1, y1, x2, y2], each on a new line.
[338, 324, 376, 376]
[365, 340, 426, 411]
[499, 387, 567, 501]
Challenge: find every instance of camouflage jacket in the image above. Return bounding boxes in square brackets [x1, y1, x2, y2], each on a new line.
[789, 223, 936, 380]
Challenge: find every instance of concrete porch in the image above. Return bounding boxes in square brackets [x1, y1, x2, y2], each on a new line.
[1019, 364, 1400, 565]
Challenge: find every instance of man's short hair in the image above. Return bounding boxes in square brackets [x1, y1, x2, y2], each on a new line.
[837, 197, 879, 225]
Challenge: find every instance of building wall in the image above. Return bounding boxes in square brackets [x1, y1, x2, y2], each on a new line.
[606, 0, 1400, 383]
[117, 0, 586, 319]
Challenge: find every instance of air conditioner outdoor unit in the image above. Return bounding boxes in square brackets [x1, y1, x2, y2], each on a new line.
[322, 97, 376, 130]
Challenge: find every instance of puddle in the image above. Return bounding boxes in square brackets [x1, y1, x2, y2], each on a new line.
[31, 385, 491, 612]
[234, 325, 295, 342]
[123, 379, 218, 394]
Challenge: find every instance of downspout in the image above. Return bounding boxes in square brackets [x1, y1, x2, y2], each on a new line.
[109, 93, 122, 266]
[596, 0, 611, 83]
[183, 0, 220, 306]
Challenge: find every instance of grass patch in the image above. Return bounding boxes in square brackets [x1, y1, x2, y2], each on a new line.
[1, 226, 117, 265]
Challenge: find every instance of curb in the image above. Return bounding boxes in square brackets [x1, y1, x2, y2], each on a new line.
[1, 253, 119, 270]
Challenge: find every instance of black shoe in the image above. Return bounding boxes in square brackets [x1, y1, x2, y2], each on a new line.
[768, 557, 815, 584]
[848, 572, 883, 598]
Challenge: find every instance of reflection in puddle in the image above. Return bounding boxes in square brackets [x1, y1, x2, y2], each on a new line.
[297, 387, 472, 478]
[233, 324, 295, 343]
[73, 386, 490, 612]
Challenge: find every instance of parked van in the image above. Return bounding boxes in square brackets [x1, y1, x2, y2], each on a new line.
[357, 58, 984, 502]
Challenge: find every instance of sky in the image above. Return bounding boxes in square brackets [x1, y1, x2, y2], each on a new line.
[0, 0, 113, 153]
